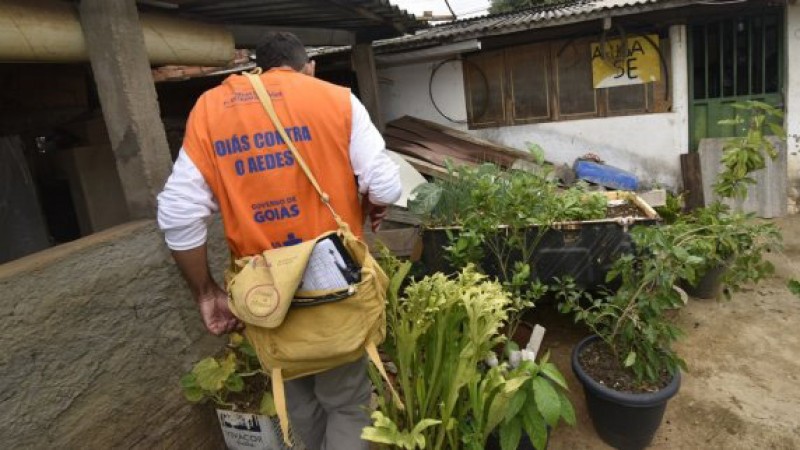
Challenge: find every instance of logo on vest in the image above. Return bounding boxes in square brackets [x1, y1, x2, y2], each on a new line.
[244, 284, 280, 317]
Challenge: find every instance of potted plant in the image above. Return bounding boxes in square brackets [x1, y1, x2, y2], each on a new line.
[181, 333, 287, 450]
[675, 203, 781, 299]
[362, 256, 574, 449]
[555, 222, 708, 449]
[678, 100, 785, 299]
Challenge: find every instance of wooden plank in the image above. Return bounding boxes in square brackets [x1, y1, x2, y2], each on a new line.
[352, 43, 384, 131]
[362, 228, 421, 258]
[388, 117, 522, 167]
[387, 206, 421, 226]
[397, 154, 453, 177]
[680, 152, 705, 211]
[390, 115, 533, 162]
[385, 138, 454, 167]
[385, 128, 475, 163]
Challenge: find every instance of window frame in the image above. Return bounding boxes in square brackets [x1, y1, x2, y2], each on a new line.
[462, 32, 671, 129]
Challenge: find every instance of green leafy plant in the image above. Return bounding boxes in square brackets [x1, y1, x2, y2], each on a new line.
[678, 203, 781, 297]
[714, 100, 785, 203]
[556, 222, 712, 383]
[181, 332, 276, 416]
[654, 191, 684, 224]
[669, 100, 784, 297]
[409, 162, 608, 340]
[789, 279, 800, 298]
[364, 259, 573, 449]
[482, 354, 576, 450]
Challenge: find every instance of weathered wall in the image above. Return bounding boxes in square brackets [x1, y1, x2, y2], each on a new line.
[377, 25, 692, 190]
[0, 218, 229, 448]
[785, 3, 800, 213]
[0, 136, 51, 264]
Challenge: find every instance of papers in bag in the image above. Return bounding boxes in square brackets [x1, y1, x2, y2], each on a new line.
[299, 235, 359, 291]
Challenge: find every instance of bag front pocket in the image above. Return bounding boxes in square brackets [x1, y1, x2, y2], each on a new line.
[263, 276, 381, 363]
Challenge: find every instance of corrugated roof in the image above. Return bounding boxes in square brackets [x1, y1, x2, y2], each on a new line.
[169, 0, 426, 38]
[373, 0, 693, 52]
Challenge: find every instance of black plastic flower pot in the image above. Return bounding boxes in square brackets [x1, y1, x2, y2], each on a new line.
[571, 336, 681, 450]
[680, 263, 727, 299]
[485, 428, 548, 450]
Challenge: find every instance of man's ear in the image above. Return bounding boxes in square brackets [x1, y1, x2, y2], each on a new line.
[301, 60, 316, 77]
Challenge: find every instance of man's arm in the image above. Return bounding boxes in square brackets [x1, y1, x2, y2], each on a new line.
[171, 245, 238, 336]
[157, 150, 238, 335]
[347, 94, 402, 231]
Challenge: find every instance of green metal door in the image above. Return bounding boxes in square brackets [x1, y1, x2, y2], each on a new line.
[688, 13, 783, 150]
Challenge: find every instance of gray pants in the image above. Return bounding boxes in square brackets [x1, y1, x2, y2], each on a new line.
[285, 357, 371, 450]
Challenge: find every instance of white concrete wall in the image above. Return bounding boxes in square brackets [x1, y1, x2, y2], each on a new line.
[785, 3, 800, 213]
[379, 58, 470, 131]
[378, 25, 692, 190]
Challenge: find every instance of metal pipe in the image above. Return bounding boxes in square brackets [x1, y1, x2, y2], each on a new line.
[0, 0, 234, 66]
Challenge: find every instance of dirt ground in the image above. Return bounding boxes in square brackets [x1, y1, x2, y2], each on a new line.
[538, 215, 800, 450]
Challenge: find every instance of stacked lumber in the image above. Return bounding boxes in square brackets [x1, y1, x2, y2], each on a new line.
[384, 116, 537, 177]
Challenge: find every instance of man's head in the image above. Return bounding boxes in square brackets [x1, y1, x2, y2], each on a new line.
[255, 32, 311, 73]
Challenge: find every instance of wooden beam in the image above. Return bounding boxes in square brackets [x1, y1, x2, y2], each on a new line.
[79, 0, 172, 219]
[352, 43, 384, 131]
[680, 152, 704, 211]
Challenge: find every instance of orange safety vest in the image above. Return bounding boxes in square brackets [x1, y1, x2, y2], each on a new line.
[183, 68, 363, 257]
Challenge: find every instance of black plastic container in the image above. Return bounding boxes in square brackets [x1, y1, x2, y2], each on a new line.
[419, 193, 659, 290]
[571, 336, 681, 450]
[421, 223, 640, 289]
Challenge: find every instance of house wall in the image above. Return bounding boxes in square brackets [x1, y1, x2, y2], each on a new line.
[378, 25, 691, 190]
[786, 3, 800, 213]
[0, 219, 229, 448]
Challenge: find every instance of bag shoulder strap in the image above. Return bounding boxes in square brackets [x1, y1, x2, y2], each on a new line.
[271, 346, 405, 448]
[243, 70, 347, 231]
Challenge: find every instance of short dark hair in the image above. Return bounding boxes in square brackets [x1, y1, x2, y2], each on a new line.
[255, 32, 309, 71]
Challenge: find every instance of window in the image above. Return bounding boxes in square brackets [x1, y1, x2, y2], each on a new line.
[691, 15, 781, 101]
[463, 35, 671, 128]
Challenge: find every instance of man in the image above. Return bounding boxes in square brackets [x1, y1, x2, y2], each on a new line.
[157, 32, 401, 450]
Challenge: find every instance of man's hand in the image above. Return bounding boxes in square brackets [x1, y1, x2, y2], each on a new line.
[196, 285, 240, 336]
[171, 246, 241, 336]
[369, 205, 388, 232]
[362, 197, 388, 232]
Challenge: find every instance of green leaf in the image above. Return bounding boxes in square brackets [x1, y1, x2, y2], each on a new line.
[239, 341, 258, 357]
[532, 377, 561, 427]
[522, 405, 548, 450]
[180, 373, 198, 389]
[408, 183, 443, 216]
[259, 392, 277, 416]
[505, 390, 528, 422]
[361, 427, 398, 445]
[500, 417, 523, 450]
[624, 351, 637, 368]
[767, 123, 786, 139]
[557, 389, 576, 426]
[410, 418, 442, 435]
[182, 386, 205, 402]
[225, 374, 244, 392]
[193, 354, 237, 392]
[540, 363, 568, 391]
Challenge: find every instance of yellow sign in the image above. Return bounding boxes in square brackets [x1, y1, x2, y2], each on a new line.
[591, 35, 661, 88]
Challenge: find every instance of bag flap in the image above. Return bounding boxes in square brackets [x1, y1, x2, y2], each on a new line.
[228, 235, 326, 328]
